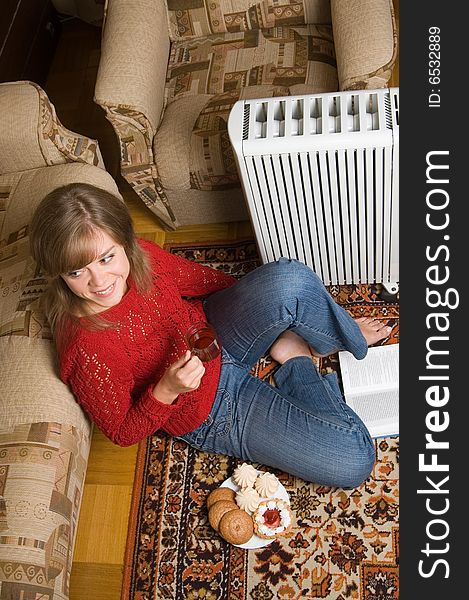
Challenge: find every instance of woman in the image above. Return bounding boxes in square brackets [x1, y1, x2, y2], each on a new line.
[30, 183, 392, 488]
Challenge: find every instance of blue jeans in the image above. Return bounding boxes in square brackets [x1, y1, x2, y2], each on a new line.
[179, 259, 375, 488]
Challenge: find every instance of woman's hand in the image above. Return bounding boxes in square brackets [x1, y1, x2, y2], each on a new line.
[152, 350, 205, 404]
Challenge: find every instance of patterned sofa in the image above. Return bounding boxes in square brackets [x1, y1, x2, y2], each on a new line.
[0, 80, 121, 600]
[94, 0, 398, 229]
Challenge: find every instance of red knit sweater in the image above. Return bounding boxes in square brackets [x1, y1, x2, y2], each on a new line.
[59, 239, 236, 446]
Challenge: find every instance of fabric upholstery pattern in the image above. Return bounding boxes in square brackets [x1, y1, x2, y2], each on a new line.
[162, 24, 337, 191]
[96, 0, 397, 228]
[165, 0, 332, 40]
[0, 80, 118, 600]
[165, 25, 337, 104]
[0, 82, 104, 176]
[0, 421, 90, 600]
[102, 105, 177, 226]
[0, 337, 92, 431]
[0, 164, 119, 246]
[35, 86, 104, 169]
[0, 186, 11, 239]
[331, 0, 397, 91]
[0, 236, 49, 339]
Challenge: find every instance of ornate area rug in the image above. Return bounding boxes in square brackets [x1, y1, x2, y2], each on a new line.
[121, 241, 399, 600]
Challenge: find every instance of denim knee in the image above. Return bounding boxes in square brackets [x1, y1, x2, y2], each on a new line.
[337, 434, 376, 489]
[268, 258, 321, 296]
[274, 257, 314, 278]
[301, 430, 375, 489]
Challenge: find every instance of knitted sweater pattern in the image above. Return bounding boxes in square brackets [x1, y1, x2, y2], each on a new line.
[59, 239, 236, 446]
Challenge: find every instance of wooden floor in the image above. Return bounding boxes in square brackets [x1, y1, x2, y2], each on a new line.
[43, 4, 399, 597]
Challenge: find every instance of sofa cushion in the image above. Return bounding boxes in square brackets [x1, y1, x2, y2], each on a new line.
[0, 234, 91, 429]
[165, 25, 337, 103]
[0, 234, 49, 339]
[165, 0, 332, 40]
[0, 162, 120, 243]
[154, 94, 213, 191]
[160, 24, 337, 191]
[0, 336, 91, 429]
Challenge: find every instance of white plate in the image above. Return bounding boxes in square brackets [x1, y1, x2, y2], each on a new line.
[220, 471, 290, 549]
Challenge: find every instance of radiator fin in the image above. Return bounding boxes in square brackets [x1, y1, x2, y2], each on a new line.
[229, 89, 399, 286]
[242, 104, 250, 140]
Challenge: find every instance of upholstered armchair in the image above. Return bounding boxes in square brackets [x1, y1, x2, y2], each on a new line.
[0, 80, 120, 600]
[94, 0, 397, 230]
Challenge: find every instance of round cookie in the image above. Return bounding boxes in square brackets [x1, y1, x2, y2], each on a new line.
[208, 500, 238, 532]
[219, 508, 254, 545]
[207, 487, 236, 509]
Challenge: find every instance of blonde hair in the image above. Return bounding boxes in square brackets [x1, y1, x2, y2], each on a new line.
[29, 183, 152, 338]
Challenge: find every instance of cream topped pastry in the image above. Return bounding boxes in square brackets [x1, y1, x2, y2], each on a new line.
[232, 462, 258, 489]
[236, 487, 261, 513]
[252, 499, 293, 539]
[254, 471, 279, 497]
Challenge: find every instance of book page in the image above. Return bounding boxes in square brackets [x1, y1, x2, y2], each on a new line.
[339, 344, 399, 394]
[338, 344, 399, 438]
[346, 389, 399, 438]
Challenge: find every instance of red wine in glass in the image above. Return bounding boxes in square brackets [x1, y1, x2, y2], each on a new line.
[186, 321, 221, 362]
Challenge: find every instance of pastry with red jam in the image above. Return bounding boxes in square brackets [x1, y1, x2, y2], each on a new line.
[252, 498, 294, 539]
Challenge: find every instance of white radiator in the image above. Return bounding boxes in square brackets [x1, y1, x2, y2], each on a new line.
[228, 88, 399, 290]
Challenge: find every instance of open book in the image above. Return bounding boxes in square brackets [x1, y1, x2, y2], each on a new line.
[338, 344, 399, 438]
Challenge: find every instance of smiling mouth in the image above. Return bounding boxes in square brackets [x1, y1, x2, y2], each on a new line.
[94, 283, 115, 297]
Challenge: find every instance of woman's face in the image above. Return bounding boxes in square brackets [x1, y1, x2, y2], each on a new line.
[61, 230, 130, 313]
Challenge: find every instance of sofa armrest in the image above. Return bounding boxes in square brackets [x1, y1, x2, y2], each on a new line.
[94, 0, 175, 228]
[0, 81, 104, 175]
[331, 0, 398, 90]
[94, 0, 170, 133]
[0, 158, 118, 596]
[100, 105, 178, 229]
[0, 335, 92, 600]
